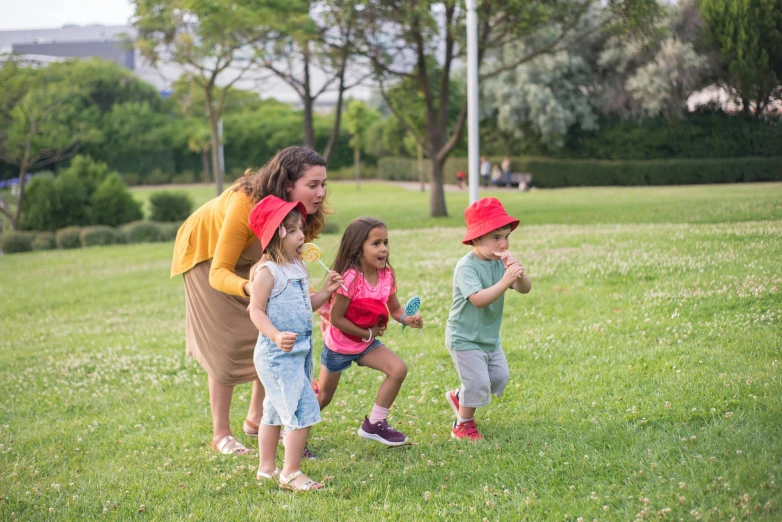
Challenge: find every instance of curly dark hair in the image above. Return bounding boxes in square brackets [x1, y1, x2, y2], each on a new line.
[233, 146, 329, 242]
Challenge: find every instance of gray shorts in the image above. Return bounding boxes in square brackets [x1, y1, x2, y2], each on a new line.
[448, 346, 510, 408]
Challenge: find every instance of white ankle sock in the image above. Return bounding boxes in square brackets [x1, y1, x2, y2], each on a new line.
[457, 416, 473, 424]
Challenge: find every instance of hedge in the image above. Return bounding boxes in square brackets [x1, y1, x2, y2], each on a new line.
[56, 227, 83, 249]
[32, 232, 56, 251]
[378, 156, 782, 187]
[122, 221, 163, 243]
[81, 226, 119, 247]
[149, 191, 193, 222]
[1, 231, 35, 254]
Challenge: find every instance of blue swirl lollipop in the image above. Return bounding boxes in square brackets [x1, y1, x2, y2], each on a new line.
[402, 296, 421, 330]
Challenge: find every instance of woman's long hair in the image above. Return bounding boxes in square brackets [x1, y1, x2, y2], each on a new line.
[234, 146, 329, 242]
[331, 217, 395, 296]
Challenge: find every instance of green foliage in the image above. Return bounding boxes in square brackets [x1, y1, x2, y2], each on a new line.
[91, 172, 144, 227]
[321, 221, 340, 235]
[62, 154, 110, 194]
[55, 226, 83, 249]
[701, 0, 782, 114]
[148, 191, 193, 223]
[1, 231, 34, 253]
[158, 222, 181, 242]
[31, 232, 56, 251]
[122, 221, 163, 244]
[380, 155, 782, 187]
[80, 226, 119, 247]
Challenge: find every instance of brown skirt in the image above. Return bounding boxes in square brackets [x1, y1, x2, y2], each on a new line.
[183, 243, 262, 386]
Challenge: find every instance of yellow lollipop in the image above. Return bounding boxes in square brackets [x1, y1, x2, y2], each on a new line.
[302, 243, 348, 291]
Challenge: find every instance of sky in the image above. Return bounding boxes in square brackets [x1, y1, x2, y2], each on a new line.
[0, 0, 134, 31]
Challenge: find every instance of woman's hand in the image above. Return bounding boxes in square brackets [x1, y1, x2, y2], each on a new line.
[274, 331, 298, 352]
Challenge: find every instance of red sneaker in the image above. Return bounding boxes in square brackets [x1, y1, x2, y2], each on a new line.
[451, 419, 483, 441]
[445, 389, 460, 417]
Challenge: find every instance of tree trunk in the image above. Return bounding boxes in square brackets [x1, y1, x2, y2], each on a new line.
[322, 52, 348, 163]
[417, 143, 425, 192]
[201, 149, 211, 182]
[429, 157, 447, 217]
[354, 146, 361, 191]
[209, 118, 222, 195]
[302, 44, 316, 149]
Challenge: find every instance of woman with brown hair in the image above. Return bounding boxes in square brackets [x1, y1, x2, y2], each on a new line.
[171, 146, 329, 455]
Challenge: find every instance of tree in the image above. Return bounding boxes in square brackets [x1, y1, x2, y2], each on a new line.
[343, 99, 380, 189]
[700, 0, 782, 116]
[264, 0, 367, 159]
[0, 58, 101, 230]
[357, 0, 661, 217]
[133, 0, 309, 195]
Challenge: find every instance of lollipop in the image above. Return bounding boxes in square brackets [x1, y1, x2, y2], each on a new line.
[401, 295, 421, 330]
[301, 243, 348, 291]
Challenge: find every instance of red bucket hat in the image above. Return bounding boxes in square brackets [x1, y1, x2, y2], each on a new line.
[248, 195, 307, 252]
[462, 197, 519, 245]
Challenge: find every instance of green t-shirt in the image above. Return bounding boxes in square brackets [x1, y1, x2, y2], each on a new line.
[445, 251, 506, 352]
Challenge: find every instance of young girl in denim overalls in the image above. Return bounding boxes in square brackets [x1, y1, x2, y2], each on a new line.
[246, 196, 343, 492]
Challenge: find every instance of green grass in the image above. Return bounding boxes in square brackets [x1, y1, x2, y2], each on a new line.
[131, 181, 782, 229]
[1, 185, 781, 521]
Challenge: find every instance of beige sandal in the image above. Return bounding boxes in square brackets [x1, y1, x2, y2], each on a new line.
[211, 435, 252, 455]
[244, 419, 259, 437]
[256, 467, 280, 481]
[279, 470, 323, 492]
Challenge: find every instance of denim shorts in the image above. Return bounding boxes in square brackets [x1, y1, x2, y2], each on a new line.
[320, 339, 384, 373]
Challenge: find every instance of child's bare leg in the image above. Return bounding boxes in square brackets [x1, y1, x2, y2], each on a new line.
[458, 405, 476, 420]
[317, 366, 342, 410]
[282, 427, 322, 488]
[258, 424, 280, 475]
[357, 346, 407, 408]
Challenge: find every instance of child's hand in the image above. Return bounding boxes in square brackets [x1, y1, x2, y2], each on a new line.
[371, 324, 386, 338]
[324, 271, 345, 293]
[501, 263, 525, 287]
[274, 331, 298, 352]
[404, 313, 424, 329]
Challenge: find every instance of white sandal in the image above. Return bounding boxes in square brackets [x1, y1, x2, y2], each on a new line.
[211, 435, 252, 455]
[279, 470, 323, 492]
[256, 467, 280, 481]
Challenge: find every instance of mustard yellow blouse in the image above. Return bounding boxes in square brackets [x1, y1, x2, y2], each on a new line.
[170, 188, 256, 297]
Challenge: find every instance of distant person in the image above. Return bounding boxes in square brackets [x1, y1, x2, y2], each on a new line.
[456, 170, 466, 189]
[501, 155, 512, 187]
[170, 146, 331, 456]
[479, 156, 491, 188]
[444, 198, 532, 440]
[490, 164, 502, 186]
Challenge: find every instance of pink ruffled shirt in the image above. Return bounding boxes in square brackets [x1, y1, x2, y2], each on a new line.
[326, 268, 396, 354]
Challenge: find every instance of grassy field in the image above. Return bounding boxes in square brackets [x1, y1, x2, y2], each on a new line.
[1, 184, 781, 521]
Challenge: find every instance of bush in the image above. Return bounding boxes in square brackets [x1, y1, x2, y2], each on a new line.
[379, 155, 782, 187]
[158, 222, 181, 241]
[1, 231, 35, 254]
[123, 221, 163, 243]
[146, 169, 171, 185]
[149, 191, 193, 222]
[80, 226, 119, 247]
[377, 158, 431, 182]
[55, 227, 83, 249]
[170, 170, 196, 184]
[327, 165, 378, 181]
[321, 221, 340, 235]
[32, 232, 56, 251]
[91, 172, 143, 227]
[19, 173, 58, 231]
[122, 173, 141, 186]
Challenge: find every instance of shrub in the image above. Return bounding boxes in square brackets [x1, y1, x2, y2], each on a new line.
[91, 172, 143, 227]
[146, 169, 171, 185]
[321, 221, 340, 235]
[123, 221, 163, 243]
[80, 226, 119, 247]
[1, 231, 35, 254]
[327, 165, 378, 181]
[123, 173, 141, 186]
[158, 222, 181, 241]
[149, 191, 193, 222]
[32, 232, 56, 251]
[19, 173, 58, 231]
[170, 170, 196, 184]
[55, 227, 83, 249]
[62, 155, 110, 195]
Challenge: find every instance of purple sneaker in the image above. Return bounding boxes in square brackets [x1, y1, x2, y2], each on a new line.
[358, 417, 408, 446]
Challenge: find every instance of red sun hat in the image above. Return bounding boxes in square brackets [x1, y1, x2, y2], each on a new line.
[248, 195, 307, 252]
[462, 197, 520, 245]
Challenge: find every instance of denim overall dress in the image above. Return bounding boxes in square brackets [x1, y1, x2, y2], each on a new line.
[253, 262, 321, 430]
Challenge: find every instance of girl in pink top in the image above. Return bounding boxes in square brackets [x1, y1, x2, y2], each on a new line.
[318, 217, 424, 446]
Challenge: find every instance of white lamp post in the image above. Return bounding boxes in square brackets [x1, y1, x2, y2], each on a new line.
[466, 0, 480, 204]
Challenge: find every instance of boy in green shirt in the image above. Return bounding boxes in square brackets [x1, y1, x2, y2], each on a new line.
[445, 198, 532, 440]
